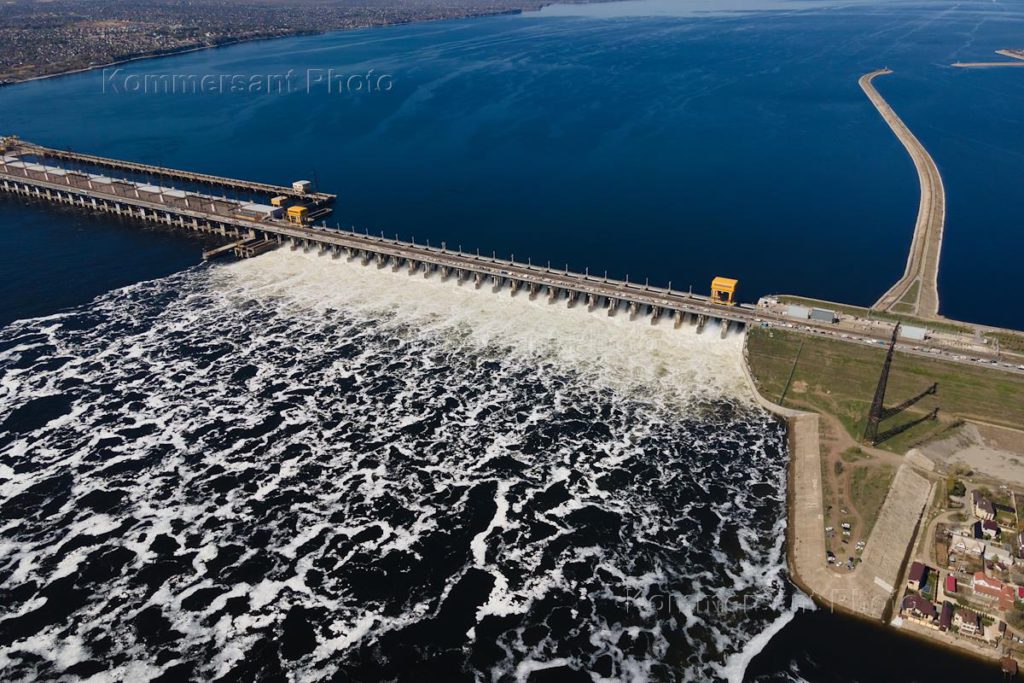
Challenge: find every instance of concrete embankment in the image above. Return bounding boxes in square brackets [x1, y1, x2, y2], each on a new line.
[860, 69, 945, 319]
[741, 336, 932, 621]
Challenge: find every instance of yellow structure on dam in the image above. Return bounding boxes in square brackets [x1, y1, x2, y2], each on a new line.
[711, 277, 738, 305]
[287, 205, 310, 225]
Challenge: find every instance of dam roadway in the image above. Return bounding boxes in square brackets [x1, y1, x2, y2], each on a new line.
[2, 134, 1021, 374]
[859, 69, 945, 320]
[0, 136, 750, 330]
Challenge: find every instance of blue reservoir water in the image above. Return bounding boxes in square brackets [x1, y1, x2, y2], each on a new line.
[0, 0, 1021, 327]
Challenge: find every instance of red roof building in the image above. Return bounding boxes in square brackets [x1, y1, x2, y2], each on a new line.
[974, 571, 1004, 598]
[946, 575, 957, 594]
[939, 602, 954, 631]
[901, 595, 938, 621]
[973, 572, 1015, 611]
[908, 562, 929, 591]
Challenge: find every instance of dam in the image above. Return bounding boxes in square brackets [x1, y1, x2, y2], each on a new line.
[0, 135, 766, 336]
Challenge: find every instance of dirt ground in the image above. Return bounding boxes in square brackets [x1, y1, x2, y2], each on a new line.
[915, 422, 1024, 486]
[789, 406, 903, 570]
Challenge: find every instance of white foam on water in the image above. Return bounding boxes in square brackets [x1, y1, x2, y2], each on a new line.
[215, 249, 754, 406]
[514, 655, 574, 682]
[0, 246, 795, 682]
[716, 592, 817, 683]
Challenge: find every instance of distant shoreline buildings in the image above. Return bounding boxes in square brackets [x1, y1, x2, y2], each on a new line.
[0, 0, 599, 86]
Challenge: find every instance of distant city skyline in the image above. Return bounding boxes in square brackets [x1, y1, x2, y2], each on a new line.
[0, 0, 597, 85]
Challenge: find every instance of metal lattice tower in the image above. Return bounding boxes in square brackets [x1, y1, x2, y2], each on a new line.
[864, 323, 901, 445]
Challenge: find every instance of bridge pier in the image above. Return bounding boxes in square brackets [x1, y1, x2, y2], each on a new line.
[674, 310, 683, 328]
[566, 290, 578, 308]
[474, 273, 483, 289]
[587, 293, 597, 311]
[651, 306, 662, 325]
[361, 251, 372, 266]
[548, 286, 559, 304]
[376, 253, 387, 269]
[696, 315, 707, 334]
[510, 280, 520, 296]
[529, 283, 538, 300]
[607, 299, 618, 317]
[408, 259, 419, 275]
[491, 276, 503, 293]
[423, 262, 433, 278]
[720, 320, 731, 339]
[629, 302, 639, 320]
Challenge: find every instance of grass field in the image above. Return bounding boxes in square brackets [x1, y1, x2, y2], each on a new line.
[993, 331, 1024, 355]
[849, 463, 897, 538]
[746, 327, 1024, 452]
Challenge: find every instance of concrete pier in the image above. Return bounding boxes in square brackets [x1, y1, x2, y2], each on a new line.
[860, 70, 944, 319]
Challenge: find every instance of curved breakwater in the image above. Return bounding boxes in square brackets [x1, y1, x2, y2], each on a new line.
[0, 249, 800, 681]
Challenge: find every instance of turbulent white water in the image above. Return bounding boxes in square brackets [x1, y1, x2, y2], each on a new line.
[0, 249, 795, 681]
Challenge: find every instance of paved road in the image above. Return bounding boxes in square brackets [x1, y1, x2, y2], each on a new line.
[860, 69, 945, 319]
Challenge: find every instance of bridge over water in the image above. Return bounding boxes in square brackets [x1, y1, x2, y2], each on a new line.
[4, 134, 1021, 373]
[0, 135, 766, 336]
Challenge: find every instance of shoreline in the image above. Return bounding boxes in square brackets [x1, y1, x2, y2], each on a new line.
[740, 335, 860, 617]
[740, 330, 1009, 672]
[0, 33, 313, 88]
[0, 7, 535, 89]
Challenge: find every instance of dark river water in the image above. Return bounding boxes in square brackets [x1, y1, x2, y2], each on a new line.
[0, 0, 1018, 681]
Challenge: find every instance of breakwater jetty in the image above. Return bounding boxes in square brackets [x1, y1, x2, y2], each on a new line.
[952, 48, 1024, 68]
[859, 69, 945, 319]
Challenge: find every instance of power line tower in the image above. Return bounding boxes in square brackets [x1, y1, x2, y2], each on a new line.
[864, 323, 901, 445]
